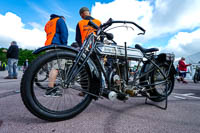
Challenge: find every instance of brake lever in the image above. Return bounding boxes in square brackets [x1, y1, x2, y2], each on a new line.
[137, 32, 145, 35]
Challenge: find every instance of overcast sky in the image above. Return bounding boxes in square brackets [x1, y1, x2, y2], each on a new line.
[0, 0, 200, 59]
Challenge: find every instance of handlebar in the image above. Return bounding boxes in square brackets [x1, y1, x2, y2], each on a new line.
[88, 20, 99, 30]
[88, 18, 146, 35]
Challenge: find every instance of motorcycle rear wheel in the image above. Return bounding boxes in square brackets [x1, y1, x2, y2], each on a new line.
[20, 50, 92, 121]
[148, 63, 175, 102]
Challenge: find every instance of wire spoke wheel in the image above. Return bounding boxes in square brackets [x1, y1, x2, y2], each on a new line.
[148, 63, 174, 102]
[152, 67, 172, 96]
[21, 50, 92, 121]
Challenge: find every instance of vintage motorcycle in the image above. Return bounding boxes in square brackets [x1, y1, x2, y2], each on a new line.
[20, 18, 176, 121]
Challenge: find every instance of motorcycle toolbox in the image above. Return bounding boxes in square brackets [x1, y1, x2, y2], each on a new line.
[96, 43, 143, 60]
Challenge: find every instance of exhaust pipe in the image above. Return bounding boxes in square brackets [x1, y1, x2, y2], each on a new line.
[102, 90, 117, 101]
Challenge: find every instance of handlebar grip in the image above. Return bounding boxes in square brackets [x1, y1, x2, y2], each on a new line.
[102, 18, 113, 26]
[88, 20, 99, 30]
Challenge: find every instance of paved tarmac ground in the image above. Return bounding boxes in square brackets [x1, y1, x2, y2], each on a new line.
[0, 70, 200, 133]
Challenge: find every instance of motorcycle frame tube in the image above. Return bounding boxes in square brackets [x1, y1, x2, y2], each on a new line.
[65, 34, 96, 85]
[125, 42, 129, 85]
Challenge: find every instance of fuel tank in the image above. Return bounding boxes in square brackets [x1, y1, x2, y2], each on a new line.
[96, 43, 143, 60]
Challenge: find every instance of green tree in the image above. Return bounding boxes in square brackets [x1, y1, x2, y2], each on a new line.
[0, 48, 7, 64]
[0, 48, 41, 66]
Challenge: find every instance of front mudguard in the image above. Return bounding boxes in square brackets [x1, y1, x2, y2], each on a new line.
[33, 44, 78, 54]
[33, 45, 101, 99]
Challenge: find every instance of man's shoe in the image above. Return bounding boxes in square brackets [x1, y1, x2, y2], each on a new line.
[4, 76, 13, 79]
[44, 87, 62, 97]
[13, 77, 18, 79]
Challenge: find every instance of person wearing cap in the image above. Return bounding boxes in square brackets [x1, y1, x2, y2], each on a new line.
[44, 14, 68, 97]
[75, 7, 101, 48]
[177, 57, 191, 83]
[75, 7, 101, 96]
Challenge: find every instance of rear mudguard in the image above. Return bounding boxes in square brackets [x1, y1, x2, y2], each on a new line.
[156, 53, 176, 75]
[33, 45, 101, 99]
[140, 53, 176, 82]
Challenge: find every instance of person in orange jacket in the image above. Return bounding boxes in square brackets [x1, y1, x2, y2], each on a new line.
[45, 14, 68, 46]
[75, 7, 101, 96]
[44, 14, 68, 97]
[75, 7, 101, 48]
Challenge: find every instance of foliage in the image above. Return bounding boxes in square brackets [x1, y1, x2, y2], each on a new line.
[0, 48, 41, 66]
[0, 48, 7, 63]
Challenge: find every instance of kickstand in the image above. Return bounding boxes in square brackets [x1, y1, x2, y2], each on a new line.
[145, 88, 168, 110]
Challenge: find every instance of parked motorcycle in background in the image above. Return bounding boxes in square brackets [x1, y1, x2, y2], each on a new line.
[193, 65, 200, 83]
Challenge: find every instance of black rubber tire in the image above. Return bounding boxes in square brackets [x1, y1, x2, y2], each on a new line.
[193, 74, 199, 83]
[20, 50, 93, 121]
[148, 63, 175, 102]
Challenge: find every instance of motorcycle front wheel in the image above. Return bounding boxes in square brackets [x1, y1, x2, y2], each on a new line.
[21, 50, 92, 121]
